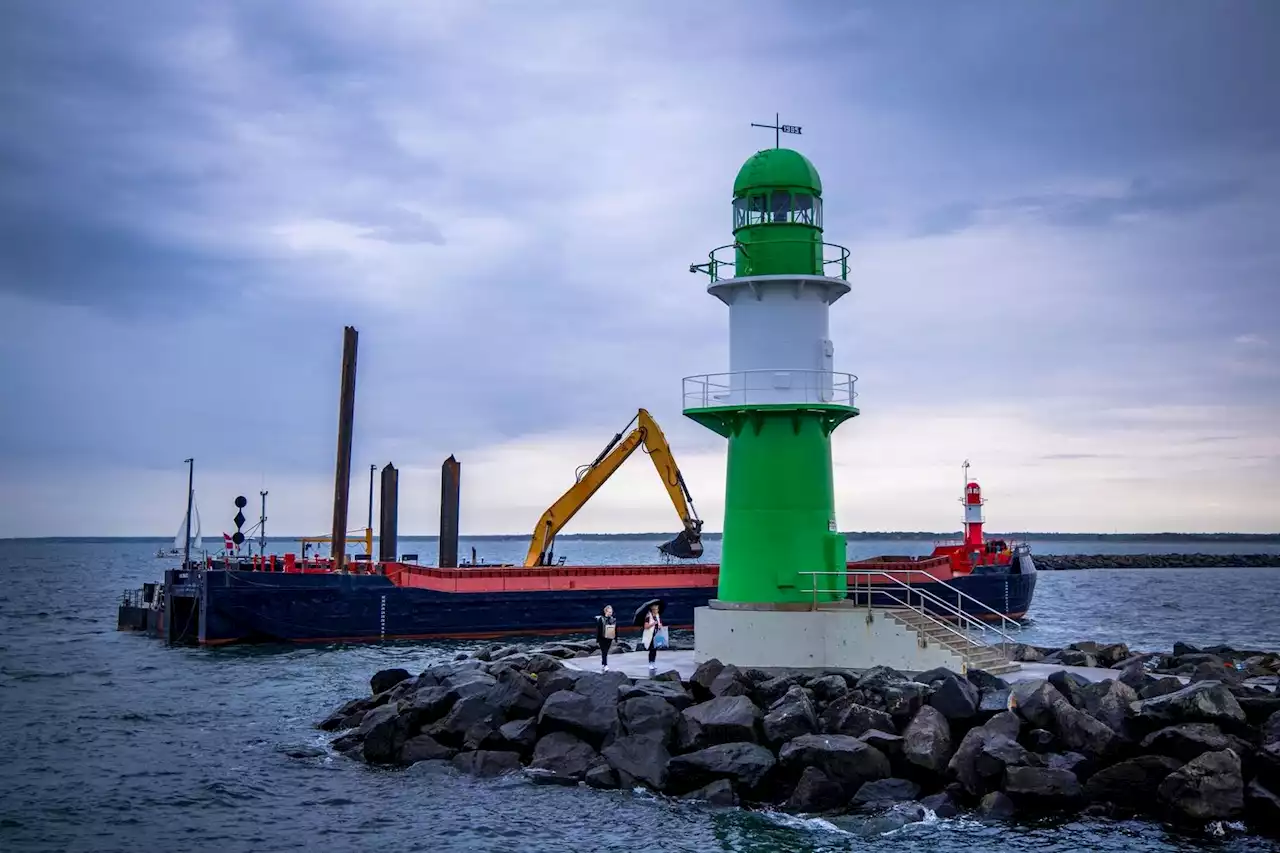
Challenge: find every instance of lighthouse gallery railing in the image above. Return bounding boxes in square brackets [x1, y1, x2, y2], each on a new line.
[682, 369, 857, 410]
[690, 241, 852, 283]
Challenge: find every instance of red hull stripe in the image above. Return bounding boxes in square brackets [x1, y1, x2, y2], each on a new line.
[200, 623, 695, 646]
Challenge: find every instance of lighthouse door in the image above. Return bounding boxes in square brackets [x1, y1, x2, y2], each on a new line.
[818, 338, 835, 402]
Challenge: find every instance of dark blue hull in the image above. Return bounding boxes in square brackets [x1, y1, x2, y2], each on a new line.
[130, 556, 1037, 646]
[164, 568, 715, 645]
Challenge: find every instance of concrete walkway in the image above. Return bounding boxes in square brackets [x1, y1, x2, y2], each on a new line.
[565, 649, 1178, 686]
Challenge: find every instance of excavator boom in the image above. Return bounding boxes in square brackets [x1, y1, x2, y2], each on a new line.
[523, 409, 704, 567]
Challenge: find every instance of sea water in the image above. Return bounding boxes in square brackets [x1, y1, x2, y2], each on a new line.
[1, 537, 1278, 853]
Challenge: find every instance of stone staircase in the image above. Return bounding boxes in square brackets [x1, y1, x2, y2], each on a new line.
[886, 608, 1021, 676]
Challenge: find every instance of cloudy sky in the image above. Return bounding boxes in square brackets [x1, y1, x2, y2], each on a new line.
[1, 0, 1277, 537]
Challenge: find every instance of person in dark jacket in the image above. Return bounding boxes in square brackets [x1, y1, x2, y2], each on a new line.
[594, 605, 617, 671]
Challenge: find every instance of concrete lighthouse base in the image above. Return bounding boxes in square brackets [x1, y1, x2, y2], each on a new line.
[693, 601, 971, 672]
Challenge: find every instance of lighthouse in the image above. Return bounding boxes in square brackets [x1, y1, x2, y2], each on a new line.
[684, 128, 858, 609]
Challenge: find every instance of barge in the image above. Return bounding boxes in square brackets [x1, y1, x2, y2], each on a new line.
[118, 466, 1034, 646]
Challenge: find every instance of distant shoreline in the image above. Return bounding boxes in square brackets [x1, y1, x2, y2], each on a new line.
[6, 532, 1280, 543]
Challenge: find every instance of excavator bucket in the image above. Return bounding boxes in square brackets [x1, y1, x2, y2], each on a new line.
[658, 529, 704, 560]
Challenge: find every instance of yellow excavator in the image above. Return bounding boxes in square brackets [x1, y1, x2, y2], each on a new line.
[524, 408, 705, 567]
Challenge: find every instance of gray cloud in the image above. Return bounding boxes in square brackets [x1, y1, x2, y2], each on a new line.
[1, 0, 1278, 534]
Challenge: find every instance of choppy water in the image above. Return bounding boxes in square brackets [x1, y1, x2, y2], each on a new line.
[1, 538, 1278, 853]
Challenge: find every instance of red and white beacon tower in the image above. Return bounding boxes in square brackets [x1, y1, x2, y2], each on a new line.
[962, 460, 986, 549]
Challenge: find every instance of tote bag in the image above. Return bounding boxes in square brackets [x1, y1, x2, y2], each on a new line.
[603, 622, 616, 639]
[653, 626, 670, 649]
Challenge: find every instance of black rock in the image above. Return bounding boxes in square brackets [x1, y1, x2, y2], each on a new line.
[572, 671, 630, 706]
[462, 719, 505, 751]
[708, 666, 752, 699]
[1078, 679, 1138, 735]
[318, 697, 371, 731]
[851, 777, 921, 810]
[1138, 677, 1184, 700]
[530, 731, 599, 781]
[1048, 670, 1089, 709]
[809, 674, 849, 704]
[1049, 694, 1122, 760]
[682, 778, 738, 806]
[1049, 649, 1098, 668]
[1082, 755, 1184, 813]
[914, 667, 960, 686]
[666, 742, 776, 795]
[1095, 643, 1131, 668]
[1130, 680, 1247, 731]
[497, 718, 539, 755]
[618, 680, 694, 711]
[451, 749, 521, 778]
[444, 670, 499, 701]
[1244, 780, 1280, 830]
[399, 734, 455, 765]
[856, 665, 909, 691]
[821, 697, 897, 738]
[585, 763, 619, 789]
[522, 653, 566, 676]
[1266, 710, 1280, 745]
[1009, 680, 1064, 730]
[360, 704, 409, 764]
[929, 675, 980, 722]
[1157, 748, 1245, 822]
[978, 791, 1016, 819]
[1117, 663, 1151, 692]
[974, 734, 1038, 784]
[966, 669, 1009, 693]
[680, 695, 761, 750]
[762, 685, 818, 747]
[400, 685, 460, 727]
[619, 695, 679, 745]
[603, 733, 670, 790]
[370, 668, 411, 695]
[778, 733, 890, 797]
[852, 802, 929, 836]
[858, 729, 904, 758]
[786, 766, 845, 813]
[1173, 642, 1201, 657]
[486, 669, 544, 719]
[1140, 722, 1254, 766]
[1046, 751, 1091, 778]
[689, 659, 725, 701]
[1241, 697, 1280, 728]
[538, 689, 618, 748]
[902, 705, 952, 775]
[534, 669, 583, 700]
[755, 675, 803, 709]
[1003, 766, 1082, 809]
[978, 688, 1012, 717]
[1025, 729, 1056, 752]
[429, 695, 501, 747]
[947, 711, 1022, 796]
[920, 791, 959, 818]
[879, 682, 931, 722]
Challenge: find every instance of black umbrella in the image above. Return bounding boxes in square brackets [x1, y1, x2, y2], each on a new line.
[633, 598, 665, 626]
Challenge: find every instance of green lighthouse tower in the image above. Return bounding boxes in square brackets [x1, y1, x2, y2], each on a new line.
[686, 138, 858, 607]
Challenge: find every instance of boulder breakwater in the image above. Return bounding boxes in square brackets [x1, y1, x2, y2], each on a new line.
[1036, 553, 1280, 570]
[317, 641, 1280, 840]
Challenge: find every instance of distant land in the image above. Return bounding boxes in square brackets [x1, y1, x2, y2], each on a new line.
[6, 532, 1280, 543]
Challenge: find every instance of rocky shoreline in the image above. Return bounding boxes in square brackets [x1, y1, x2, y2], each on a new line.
[317, 640, 1280, 840]
[1036, 553, 1280, 570]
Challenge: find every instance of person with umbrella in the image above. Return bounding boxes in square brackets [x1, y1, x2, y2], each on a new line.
[634, 598, 666, 676]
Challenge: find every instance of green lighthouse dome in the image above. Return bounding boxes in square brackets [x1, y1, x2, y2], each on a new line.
[733, 148, 823, 197]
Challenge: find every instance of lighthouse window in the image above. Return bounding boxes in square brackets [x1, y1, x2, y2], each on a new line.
[747, 194, 768, 225]
[792, 193, 814, 224]
[733, 197, 748, 229]
[770, 191, 790, 223]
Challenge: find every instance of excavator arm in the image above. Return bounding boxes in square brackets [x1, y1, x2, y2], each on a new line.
[523, 408, 704, 567]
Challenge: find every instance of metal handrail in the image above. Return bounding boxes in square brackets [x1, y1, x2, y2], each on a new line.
[682, 369, 858, 409]
[848, 570, 1015, 651]
[906, 567, 1023, 636]
[689, 241, 852, 283]
[800, 569, 1017, 662]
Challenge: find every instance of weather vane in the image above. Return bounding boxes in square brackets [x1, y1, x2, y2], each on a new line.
[751, 113, 802, 148]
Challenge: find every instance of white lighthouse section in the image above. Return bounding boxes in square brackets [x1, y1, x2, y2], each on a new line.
[684, 274, 853, 409]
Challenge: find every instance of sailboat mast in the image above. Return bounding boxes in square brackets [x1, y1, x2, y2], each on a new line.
[259, 490, 268, 557]
[183, 457, 194, 569]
